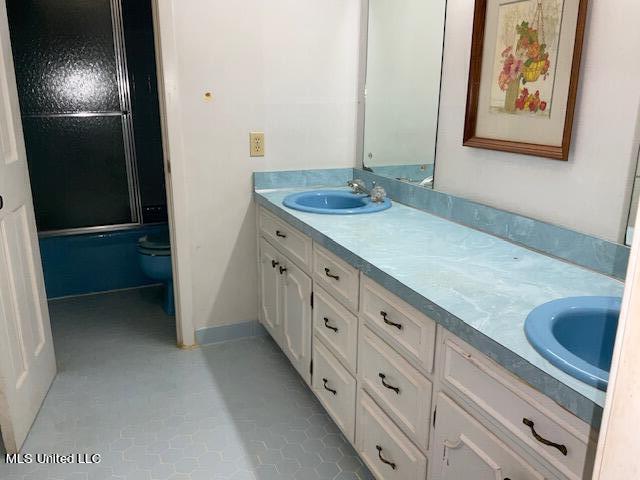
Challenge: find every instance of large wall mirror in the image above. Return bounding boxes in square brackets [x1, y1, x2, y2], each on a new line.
[361, 0, 447, 188]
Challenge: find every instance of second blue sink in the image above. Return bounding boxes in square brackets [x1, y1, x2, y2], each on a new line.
[525, 296, 621, 391]
[283, 190, 391, 215]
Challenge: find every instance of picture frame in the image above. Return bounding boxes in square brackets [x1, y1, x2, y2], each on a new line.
[463, 0, 588, 161]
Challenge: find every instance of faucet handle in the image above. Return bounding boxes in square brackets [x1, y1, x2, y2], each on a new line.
[370, 185, 387, 203]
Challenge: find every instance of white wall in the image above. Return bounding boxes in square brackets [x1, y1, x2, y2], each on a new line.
[435, 0, 640, 243]
[155, 0, 360, 332]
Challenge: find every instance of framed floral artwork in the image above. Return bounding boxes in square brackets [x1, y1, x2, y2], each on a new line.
[463, 0, 588, 160]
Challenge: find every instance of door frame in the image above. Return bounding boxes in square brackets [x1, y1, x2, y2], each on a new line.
[592, 199, 640, 477]
[150, 0, 194, 347]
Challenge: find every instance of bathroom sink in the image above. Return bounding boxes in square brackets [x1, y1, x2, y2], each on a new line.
[524, 296, 621, 391]
[283, 190, 391, 215]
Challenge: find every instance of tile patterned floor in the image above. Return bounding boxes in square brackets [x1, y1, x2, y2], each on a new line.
[0, 287, 372, 480]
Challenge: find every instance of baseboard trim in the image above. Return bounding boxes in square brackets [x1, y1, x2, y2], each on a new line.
[195, 320, 267, 346]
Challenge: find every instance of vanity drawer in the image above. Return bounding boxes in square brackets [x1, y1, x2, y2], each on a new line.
[358, 327, 432, 451]
[313, 285, 358, 373]
[440, 333, 595, 480]
[360, 276, 436, 373]
[313, 244, 359, 311]
[432, 393, 556, 480]
[356, 390, 427, 480]
[259, 206, 312, 271]
[311, 340, 356, 443]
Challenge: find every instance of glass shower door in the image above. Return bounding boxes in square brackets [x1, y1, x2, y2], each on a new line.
[7, 0, 140, 233]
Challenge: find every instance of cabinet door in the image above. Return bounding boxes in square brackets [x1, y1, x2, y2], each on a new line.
[432, 394, 551, 480]
[281, 259, 312, 385]
[259, 238, 282, 346]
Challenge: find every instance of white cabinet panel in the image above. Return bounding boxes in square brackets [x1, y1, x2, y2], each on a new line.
[281, 258, 312, 385]
[313, 244, 359, 312]
[361, 275, 436, 373]
[440, 332, 594, 480]
[259, 206, 312, 271]
[313, 285, 358, 373]
[432, 394, 552, 480]
[259, 238, 282, 346]
[359, 326, 432, 451]
[312, 340, 356, 442]
[259, 236, 312, 386]
[356, 391, 427, 480]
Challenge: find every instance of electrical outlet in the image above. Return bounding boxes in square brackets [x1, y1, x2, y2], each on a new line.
[250, 132, 265, 157]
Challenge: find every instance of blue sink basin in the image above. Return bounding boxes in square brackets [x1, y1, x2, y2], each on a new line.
[525, 296, 621, 391]
[283, 190, 392, 215]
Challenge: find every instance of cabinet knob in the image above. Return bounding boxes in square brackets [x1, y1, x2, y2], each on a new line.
[0, 195, 3, 210]
[279, 266, 287, 275]
[275, 230, 287, 238]
[271, 260, 279, 269]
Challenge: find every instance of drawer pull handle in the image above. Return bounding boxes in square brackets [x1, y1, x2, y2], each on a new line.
[376, 445, 396, 470]
[279, 266, 287, 275]
[378, 373, 400, 394]
[322, 378, 337, 395]
[324, 268, 340, 281]
[523, 418, 567, 456]
[323, 317, 338, 333]
[275, 230, 287, 238]
[271, 260, 279, 268]
[380, 311, 402, 330]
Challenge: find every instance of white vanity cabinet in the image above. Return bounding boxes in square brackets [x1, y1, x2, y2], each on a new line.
[431, 394, 554, 480]
[258, 210, 313, 385]
[256, 205, 597, 480]
[258, 238, 282, 344]
[280, 258, 312, 385]
[435, 331, 596, 480]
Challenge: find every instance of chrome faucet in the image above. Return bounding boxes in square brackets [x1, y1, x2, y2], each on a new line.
[419, 176, 434, 187]
[347, 179, 387, 203]
[347, 178, 369, 194]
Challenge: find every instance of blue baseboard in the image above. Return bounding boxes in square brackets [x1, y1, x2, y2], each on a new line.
[195, 320, 267, 346]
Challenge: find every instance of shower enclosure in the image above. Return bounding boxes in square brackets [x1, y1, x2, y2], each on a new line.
[7, 0, 166, 235]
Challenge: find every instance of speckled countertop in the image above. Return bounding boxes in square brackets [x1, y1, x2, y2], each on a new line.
[254, 187, 624, 426]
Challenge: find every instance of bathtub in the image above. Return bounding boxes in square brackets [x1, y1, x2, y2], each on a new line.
[39, 224, 169, 299]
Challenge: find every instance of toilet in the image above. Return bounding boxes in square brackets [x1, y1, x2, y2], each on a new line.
[137, 232, 174, 315]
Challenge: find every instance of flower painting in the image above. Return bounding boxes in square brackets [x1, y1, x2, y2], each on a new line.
[463, 0, 586, 159]
[490, 0, 563, 117]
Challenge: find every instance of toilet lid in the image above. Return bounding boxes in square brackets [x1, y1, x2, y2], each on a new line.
[138, 232, 170, 250]
[138, 246, 171, 256]
[138, 233, 171, 256]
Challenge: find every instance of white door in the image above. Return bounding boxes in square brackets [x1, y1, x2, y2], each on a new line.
[280, 260, 312, 385]
[432, 394, 549, 480]
[259, 238, 282, 346]
[0, 0, 56, 453]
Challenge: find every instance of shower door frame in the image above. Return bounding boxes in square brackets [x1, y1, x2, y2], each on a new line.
[35, 0, 144, 238]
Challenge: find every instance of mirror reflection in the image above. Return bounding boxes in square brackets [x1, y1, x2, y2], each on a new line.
[362, 0, 447, 187]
